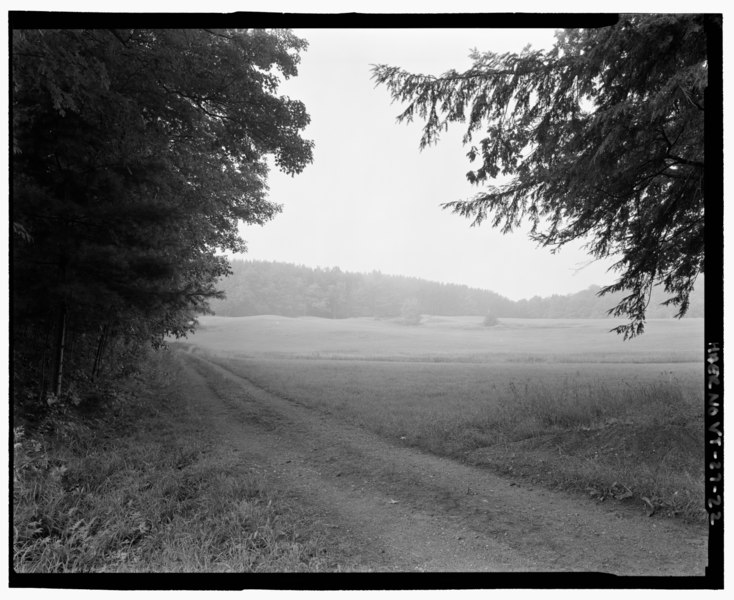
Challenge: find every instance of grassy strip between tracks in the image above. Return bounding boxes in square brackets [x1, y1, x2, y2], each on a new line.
[12, 349, 356, 573]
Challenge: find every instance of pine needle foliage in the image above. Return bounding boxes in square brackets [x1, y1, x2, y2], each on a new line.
[373, 15, 709, 337]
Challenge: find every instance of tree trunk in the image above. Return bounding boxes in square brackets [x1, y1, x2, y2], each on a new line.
[91, 324, 109, 380]
[53, 303, 67, 397]
[38, 315, 53, 402]
[66, 322, 76, 369]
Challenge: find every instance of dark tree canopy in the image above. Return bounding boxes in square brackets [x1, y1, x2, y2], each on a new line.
[372, 15, 707, 337]
[12, 28, 312, 399]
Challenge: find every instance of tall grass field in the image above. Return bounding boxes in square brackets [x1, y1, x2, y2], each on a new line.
[188, 315, 705, 520]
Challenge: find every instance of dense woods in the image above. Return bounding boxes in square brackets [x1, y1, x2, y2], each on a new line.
[12, 28, 312, 407]
[210, 260, 704, 320]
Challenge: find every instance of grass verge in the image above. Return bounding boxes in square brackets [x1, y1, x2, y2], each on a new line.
[415, 381, 704, 521]
[12, 349, 353, 573]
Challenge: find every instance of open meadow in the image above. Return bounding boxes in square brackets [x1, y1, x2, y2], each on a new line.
[186, 315, 705, 520]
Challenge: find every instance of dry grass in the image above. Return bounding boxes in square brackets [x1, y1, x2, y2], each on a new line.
[187, 314, 705, 522]
[190, 315, 704, 363]
[213, 354, 704, 520]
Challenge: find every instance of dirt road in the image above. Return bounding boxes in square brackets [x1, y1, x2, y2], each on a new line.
[176, 347, 708, 575]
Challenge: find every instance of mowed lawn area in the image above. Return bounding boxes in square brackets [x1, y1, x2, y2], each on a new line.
[186, 315, 705, 520]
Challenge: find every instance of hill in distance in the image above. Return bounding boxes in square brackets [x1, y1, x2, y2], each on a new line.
[209, 259, 703, 321]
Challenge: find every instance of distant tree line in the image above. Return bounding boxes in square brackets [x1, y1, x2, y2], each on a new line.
[210, 260, 704, 320]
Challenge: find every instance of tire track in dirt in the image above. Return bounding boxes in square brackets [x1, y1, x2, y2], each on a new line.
[178, 349, 708, 575]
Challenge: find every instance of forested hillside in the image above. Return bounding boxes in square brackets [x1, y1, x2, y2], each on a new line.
[210, 260, 704, 320]
[209, 260, 517, 319]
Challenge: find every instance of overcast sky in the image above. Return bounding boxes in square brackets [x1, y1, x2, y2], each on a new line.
[235, 28, 620, 302]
